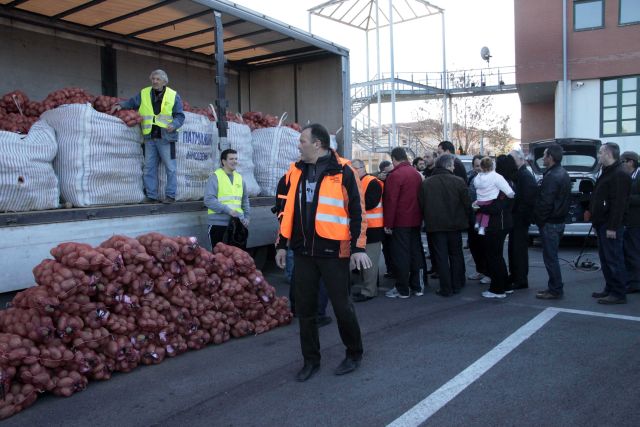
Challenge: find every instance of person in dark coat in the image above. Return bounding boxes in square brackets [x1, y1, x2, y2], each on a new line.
[477, 155, 515, 299]
[621, 151, 640, 294]
[590, 143, 632, 304]
[533, 144, 571, 300]
[378, 160, 396, 279]
[508, 149, 538, 289]
[437, 140, 468, 182]
[419, 154, 471, 296]
[383, 147, 425, 298]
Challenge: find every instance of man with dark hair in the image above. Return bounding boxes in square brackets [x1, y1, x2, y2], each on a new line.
[412, 157, 426, 173]
[621, 151, 640, 294]
[420, 154, 471, 296]
[384, 147, 425, 298]
[423, 151, 437, 178]
[275, 123, 370, 381]
[508, 149, 538, 289]
[590, 142, 632, 304]
[467, 154, 489, 282]
[534, 144, 571, 300]
[204, 149, 250, 249]
[438, 140, 468, 182]
[377, 159, 395, 279]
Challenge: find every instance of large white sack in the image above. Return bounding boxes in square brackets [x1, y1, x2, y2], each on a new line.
[41, 104, 144, 207]
[158, 112, 219, 201]
[0, 121, 59, 212]
[251, 114, 300, 196]
[227, 121, 260, 197]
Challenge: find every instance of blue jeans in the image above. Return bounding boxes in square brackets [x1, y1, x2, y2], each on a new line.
[597, 224, 627, 299]
[286, 248, 329, 316]
[144, 138, 176, 200]
[624, 226, 640, 290]
[539, 223, 565, 295]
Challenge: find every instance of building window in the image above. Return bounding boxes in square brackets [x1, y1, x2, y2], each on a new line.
[574, 0, 604, 30]
[620, 0, 640, 25]
[601, 76, 639, 137]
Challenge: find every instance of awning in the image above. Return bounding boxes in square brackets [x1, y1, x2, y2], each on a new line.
[0, 0, 349, 68]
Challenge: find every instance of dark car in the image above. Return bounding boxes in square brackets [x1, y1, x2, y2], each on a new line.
[527, 138, 601, 237]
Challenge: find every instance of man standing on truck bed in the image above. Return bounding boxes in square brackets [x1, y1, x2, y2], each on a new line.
[204, 149, 250, 249]
[111, 69, 185, 204]
[275, 123, 371, 382]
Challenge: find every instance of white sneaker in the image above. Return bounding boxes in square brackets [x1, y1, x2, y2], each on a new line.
[480, 276, 492, 285]
[385, 288, 410, 299]
[474, 223, 480, 230]
[411, 289, 424, 297]
[478, 227, 485, 236]
[482, 290, 506, 299]
[467, 272, 484, 280]
[505, 289, 514, 295]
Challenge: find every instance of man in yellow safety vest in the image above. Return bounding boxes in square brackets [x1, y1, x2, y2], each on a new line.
[204, 149, 250, 249]
[112, 69, 185, 204]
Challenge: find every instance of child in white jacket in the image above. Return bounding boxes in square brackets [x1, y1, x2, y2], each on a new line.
[472, 157, 515, 235]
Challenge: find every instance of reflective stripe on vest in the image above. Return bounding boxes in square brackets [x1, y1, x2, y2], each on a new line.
[139, 86, 177, 135]
[361, 175, 384, 228]
[280, 161, 351, 241]
[207, 169, 244, 215]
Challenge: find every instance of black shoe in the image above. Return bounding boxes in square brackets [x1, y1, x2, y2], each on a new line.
[536, 290, 562, 300]
[592, 291, 609, 299]
[512, 283, 529, 290]
[317, 315, 332, 328]
[296, 362, 320, 382]
[597, 295, 627, 305]
[163, 197, 175, 204]
[626, 287, 640, 294]
[142, 197, 157, 204]
[352, 293, 374, 303]
[334, 357, 360, 376]
[435, 289, 452, 297]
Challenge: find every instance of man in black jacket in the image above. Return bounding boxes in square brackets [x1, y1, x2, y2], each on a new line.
[590, 143, 632, 304]
[508, 150, 538, 289]
[438, 141, 468, 183]
[419, 154, 471, 296]
[621, 151, 640, 294]
[533, 144, 571, 300]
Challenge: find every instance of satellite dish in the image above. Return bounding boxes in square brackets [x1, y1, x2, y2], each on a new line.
[481, 46, 492, 65]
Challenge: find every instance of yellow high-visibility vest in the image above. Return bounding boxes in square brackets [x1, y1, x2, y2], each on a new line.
[208, 169, 244, 215]
[139, 86, 177, 136]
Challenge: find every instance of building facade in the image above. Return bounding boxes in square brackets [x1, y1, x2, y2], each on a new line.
[516, 0, 640, 151]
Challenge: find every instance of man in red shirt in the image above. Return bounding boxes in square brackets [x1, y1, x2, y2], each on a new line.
[384, 147, 426, 298]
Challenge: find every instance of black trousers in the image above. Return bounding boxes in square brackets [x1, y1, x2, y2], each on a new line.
[431, 230, 466, 295]
[485, 228, 510, 294]
[467, 226, 488, 276]
[391, 227, 425, 295]
[382, 233, 395, 274]
[426, 232, 438, 272]
[208, 225, 228, 250]
[294, 254, 363, 364]
[508, 221, 530, 287]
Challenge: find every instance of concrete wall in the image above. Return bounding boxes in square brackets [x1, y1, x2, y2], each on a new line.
[521, 102, 555, 147]
[0, 26, 102, 100]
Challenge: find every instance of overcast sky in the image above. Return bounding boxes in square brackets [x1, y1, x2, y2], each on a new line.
[233, 0, 521, 138]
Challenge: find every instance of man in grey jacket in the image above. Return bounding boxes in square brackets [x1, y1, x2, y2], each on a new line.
[204, 149, 250, 249]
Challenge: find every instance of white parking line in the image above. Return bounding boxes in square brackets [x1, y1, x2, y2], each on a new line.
[387, 307, 640, 427]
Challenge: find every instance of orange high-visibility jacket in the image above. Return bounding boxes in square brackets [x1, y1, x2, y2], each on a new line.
[361, 175, 384, 229]
[279, 152, 367, 257]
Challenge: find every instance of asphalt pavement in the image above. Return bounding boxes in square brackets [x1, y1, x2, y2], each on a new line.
[4, 237, 640, 426]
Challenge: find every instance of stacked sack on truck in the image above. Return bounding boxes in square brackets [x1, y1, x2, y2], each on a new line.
[226, 114, 261, 197]
[0, 233, 292, 420]
[158, 111, 219, 201]
[40, 104, 145, 207]
[0, 121, 59, 212]
[250, 113, 301, 196]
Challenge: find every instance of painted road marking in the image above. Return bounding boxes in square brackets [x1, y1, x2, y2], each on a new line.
[387, 307, 640, 427]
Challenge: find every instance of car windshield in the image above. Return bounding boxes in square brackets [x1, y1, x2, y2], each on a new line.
[533, 145, 598, 172]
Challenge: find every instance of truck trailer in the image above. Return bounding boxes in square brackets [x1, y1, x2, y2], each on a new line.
[0, 0, 352, 292]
